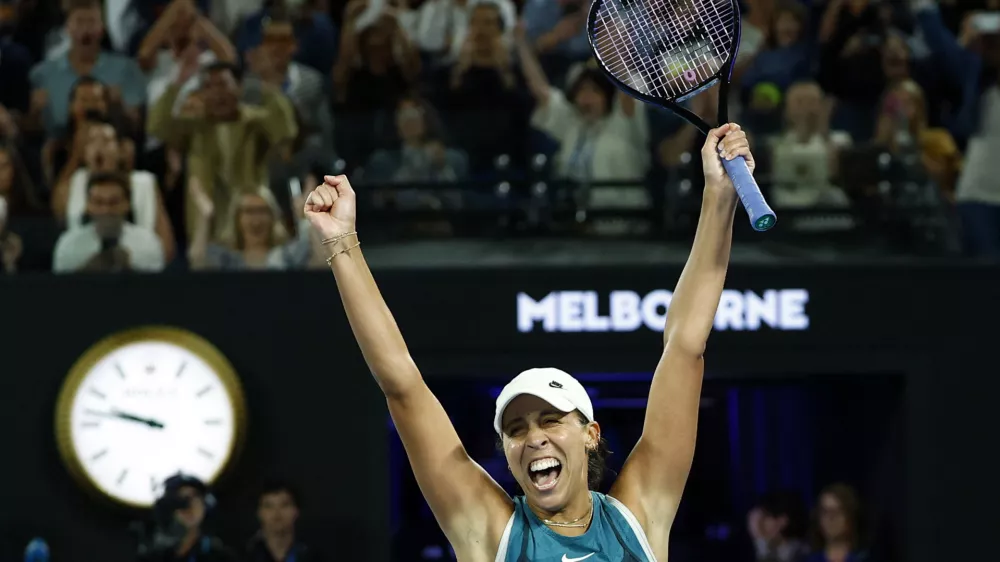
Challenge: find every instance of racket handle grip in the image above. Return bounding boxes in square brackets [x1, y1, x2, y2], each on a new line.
[721, 155, 776, 232]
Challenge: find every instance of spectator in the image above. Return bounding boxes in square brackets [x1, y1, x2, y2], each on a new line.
[53, 172, 165, 273]
[246, 481, 320, 562]
[521, 0, 590, 66]
[0, 195, 21, 274]
[243, 7, 335, 168]
[440, 4, 526, 173]
[0, 142, 44, 219]
[147, 59, 298, 239]
[873, 79, 962, 198]
[186, 177, 312, 271]
[747, 491, 809, 562]
[236, 0, 338, 75]
[136, 0, 237, 147]
[915, 2, 1000, 257]
[400, 0, 517, 66]
[365, 94, 469, 184]
[41, 75, 126, 185]
[28, 0, 147, 139]
[2, 0, 61, 64]
[138, 473, 238, 562]
[51, 119, 176, 261]
[333, 2, 420, 112]
[333, 2, 421, 165]
[0, 3, 33, 135]
[741, 1, 815, 135]
[517, 30, 649, 185]
[806, 483, 868, 562]
[766, 81, 851, 209]
[0, 142, 53, 273]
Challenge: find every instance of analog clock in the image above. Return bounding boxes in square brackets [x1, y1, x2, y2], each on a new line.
[55, 326, 248, 508]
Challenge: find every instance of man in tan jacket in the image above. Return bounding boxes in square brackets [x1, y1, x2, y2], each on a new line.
[147, 58, 298, 239]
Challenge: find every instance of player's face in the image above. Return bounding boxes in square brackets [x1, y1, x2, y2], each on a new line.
[258, 491, 299, 534]
[501, 395, 599, 512]
[818, 492, 848, 541]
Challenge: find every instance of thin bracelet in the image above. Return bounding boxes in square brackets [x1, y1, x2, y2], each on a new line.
[325, 241, 361, 266]
[321, 231, 357, 246]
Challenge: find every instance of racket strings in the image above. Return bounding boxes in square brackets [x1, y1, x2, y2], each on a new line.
[591, 0, 736, 100]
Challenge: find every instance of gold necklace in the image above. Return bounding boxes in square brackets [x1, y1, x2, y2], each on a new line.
[540, 498, 594, 528]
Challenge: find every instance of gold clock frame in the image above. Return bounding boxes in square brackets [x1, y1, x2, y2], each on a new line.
[54, 325, 249, 510]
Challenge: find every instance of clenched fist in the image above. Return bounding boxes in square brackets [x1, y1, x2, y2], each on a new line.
[303, 175, 357, 240]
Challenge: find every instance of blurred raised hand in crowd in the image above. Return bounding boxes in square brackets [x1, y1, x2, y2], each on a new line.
[147, 55, 297, 241]
[0, 0, 991, 274]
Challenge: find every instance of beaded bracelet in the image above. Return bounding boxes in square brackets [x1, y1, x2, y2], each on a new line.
[325, 240, 361, 266]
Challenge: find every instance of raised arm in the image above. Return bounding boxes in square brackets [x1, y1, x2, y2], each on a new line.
[302, 176, 513, 555]
[610, 124, 750, 553]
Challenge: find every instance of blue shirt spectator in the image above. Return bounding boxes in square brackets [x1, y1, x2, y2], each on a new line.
[28, 0, 146, 137]
[30, 52, 147, 137]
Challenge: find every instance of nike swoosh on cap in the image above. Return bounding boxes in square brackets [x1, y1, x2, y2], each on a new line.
[562, 554, 596, 562]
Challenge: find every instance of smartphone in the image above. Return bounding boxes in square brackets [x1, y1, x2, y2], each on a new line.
[101, 236, 119, 252]
[973, 13, 1000, 34]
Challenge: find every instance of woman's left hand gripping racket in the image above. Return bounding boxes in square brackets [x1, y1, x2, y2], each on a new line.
[587, 0, 776, 232]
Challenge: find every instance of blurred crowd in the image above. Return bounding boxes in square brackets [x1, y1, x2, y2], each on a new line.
[747, 484, 875, 562]
[0, 0, 998, 275]
[15, 474, 876, 562]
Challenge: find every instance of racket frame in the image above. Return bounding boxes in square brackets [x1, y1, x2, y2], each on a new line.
[586, 0, 776, 231]
[586, 0, 743, 135]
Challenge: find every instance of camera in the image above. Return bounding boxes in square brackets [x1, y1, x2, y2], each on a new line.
[132, 474, 214, 559]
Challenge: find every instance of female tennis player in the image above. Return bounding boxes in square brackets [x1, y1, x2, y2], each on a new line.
[304, 123, 754, 562]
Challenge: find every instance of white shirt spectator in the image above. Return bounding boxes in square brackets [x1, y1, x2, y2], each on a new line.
[53, 222, 165, 273]
[531, 88, 650, 210]
[400, 0, 517, 62]
[66, 169, 159, 230]
[532, 88, 650, 182]
[956, 87, 1000, 206]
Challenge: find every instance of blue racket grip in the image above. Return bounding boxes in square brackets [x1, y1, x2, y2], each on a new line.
[720, 155, 776, 232]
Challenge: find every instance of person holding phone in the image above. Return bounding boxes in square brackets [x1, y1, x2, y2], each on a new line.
[52, 172, 164, 273]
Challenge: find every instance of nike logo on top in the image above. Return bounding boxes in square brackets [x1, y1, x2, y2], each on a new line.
[562, 554, 595, 562]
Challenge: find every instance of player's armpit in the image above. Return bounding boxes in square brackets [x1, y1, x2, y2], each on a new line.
[387, 382, 514, 554]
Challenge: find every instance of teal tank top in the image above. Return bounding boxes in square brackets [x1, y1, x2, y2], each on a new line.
[495, 492, 657, 562]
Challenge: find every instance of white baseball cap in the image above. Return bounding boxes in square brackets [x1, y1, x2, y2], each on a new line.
[494, 368, 594, 435]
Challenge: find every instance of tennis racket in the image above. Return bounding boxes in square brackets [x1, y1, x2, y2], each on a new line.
[587, 0, 776, 231]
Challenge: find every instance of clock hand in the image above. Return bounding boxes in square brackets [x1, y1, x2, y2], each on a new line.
[84, 408, 165, 429]
[111, 409, 165, 429]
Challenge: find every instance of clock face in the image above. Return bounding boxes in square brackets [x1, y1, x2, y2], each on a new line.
[56, 330, 246, 508]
